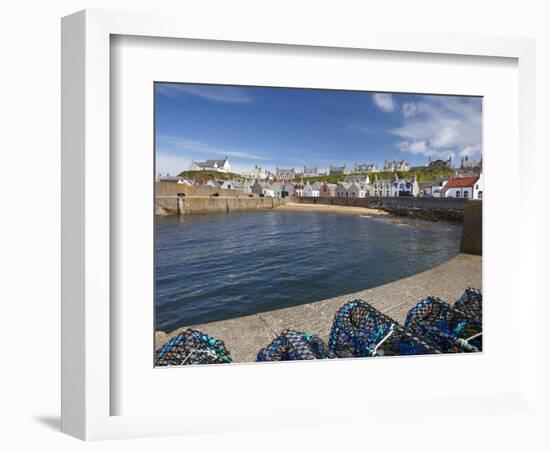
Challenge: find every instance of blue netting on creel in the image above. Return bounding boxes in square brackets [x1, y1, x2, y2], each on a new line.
[257, 330, 333, 362]
[404, 296, 482, 353]
[454, 287, 482, 321]
[328, 300, 439, 358]
[155, 329, 233, 366]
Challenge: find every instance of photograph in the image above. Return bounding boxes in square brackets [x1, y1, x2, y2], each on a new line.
[153, 83, 483, 366]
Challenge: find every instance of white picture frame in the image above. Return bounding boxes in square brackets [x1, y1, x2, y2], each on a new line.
[61, 9, 538, 441]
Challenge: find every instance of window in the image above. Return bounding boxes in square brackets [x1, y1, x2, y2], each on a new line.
[463, 191, 469, 198]
[455, 191, 461, 198]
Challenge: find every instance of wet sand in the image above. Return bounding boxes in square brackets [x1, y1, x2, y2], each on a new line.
[275, 202, 389, 216]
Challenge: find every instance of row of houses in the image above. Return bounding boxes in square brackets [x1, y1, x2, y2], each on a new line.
[418, 174, 483, 199]
[250, 172, 483, 199]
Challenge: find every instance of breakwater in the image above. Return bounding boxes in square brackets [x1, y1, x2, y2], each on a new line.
[297, 196, 473, 221]
[156, 195, 289, 215]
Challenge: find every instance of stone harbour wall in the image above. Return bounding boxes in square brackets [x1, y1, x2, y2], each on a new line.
[156, 195, 289, 215]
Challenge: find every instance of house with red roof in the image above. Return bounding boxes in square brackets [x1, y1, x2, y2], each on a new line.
[440, 175, 483, 200]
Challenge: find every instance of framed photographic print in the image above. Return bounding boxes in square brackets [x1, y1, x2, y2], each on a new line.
[62, 9, 538, 441]
[153, 83, 484, 367]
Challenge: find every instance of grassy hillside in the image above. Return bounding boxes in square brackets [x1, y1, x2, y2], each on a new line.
[177, 170, 243, 182]
[369, 167, 456, 182]
[293, 167, 456, 184]
[176, 167, 456, 184]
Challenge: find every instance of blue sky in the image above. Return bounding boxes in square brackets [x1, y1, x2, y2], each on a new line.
[155, 83, 482, 176]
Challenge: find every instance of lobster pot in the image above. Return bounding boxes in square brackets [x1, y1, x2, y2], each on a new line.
[329, 300, 438, 358]
[257, 330, 333, 362]
[454, 287, 483, 321]
[155, 329, 233, 366]
[405, 296, 482, 353]
[369, 326, 440, 357]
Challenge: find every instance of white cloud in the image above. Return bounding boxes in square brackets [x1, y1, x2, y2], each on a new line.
[391, 96, 482, 160]
[158, 135, 271, 161]
[372, 93, 396, 112]
[402, 101, 421, 118]
[156, 84, 253, 103]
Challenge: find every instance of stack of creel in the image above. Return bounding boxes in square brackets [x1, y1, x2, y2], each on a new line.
[257, 329, 333, 362]
[328, 300, 439, 358]
[453, 287, 483, 322]
[155, 329, 233, 366]
[404, 296, 482, 353]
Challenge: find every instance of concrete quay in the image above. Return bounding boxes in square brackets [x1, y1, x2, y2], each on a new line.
[156, 195, 289, 215]
[155, 253, 482, 363]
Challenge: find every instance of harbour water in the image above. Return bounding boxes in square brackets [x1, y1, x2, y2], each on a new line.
[155, 211, 462, 332]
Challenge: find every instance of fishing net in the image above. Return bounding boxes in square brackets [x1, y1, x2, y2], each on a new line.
[155, 329, 233, 366]
[329, 300, 439, 358]
[454, 287, 483, 321]
[404, 296, 482, 353]
[257, 330, 333, 362]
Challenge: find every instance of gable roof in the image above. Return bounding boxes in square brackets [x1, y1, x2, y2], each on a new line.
[443, 176, 479, 188]
[195, 159, 228, 168]
[336, 182, 352, 189]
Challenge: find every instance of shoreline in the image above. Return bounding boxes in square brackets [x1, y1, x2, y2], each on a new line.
[275, 201, 389, 216]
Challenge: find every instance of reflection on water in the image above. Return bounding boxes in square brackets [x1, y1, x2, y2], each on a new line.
[155, 211, 461, 332]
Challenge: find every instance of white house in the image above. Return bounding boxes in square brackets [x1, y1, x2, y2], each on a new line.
[190, 158, 231, 173]
[370, 178, 393, 197]
[420, 178, 449, 197]
[302, 182, 320, 197]
[440, 175, 483, 199]
[157, 176, 193, 185]
[270, 182, 284, 198]
[391, 176, 419, 197]
[262, 188, 276, 198]
[347, 182, 368, 198]
[335, 182, 352, 197]
[219, 180, 244, 191]
[204, 180, 219, 188]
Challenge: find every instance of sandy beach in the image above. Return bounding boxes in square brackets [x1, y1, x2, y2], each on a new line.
[275, 201, 389, 216]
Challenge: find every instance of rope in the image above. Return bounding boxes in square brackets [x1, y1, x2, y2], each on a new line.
[179, 348, 220, 365]
[465, 331, 483, 342]
[372, 324, 395, 356]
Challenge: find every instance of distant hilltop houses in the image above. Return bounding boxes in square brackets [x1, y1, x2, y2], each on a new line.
[383, 159, 410, 172]
[427, 155, 453, 169]
[157, 155, 483, 200]
[276, 167, 296, 180]
[329, 165, 347, 175]
[303, 166, 319, 177]
[354, 162, 380, 173]
[459, 155, 482, 173]
[189, 157, 231, 173]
